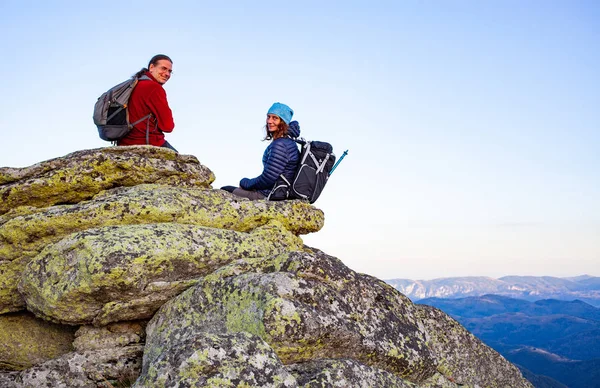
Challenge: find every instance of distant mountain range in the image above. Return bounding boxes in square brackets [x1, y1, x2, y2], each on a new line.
[418, 294, 600, 388]
[385, 275, 600, 306]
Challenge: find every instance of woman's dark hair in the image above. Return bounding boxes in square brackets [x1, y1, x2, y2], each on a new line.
[264, 119, 289, 141]
[134, 54, 173, 78]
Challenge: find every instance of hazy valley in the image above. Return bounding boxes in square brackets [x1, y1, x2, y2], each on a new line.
[386, 276, 600, 388]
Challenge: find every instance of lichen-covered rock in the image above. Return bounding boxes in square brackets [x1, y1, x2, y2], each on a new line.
[0, 312, 76, 371]
[73, 321, 146, 351]
[134, 331, 297, 388]
[418, 372, 462, 388]
[0, 146, 214, 215]
[19, 222, 303, 326]
[142, 249, 532, 387]
[415, 304, 533, 388]
[0, 185, 323, 314]
[0, 184, 323, 262]
[0, 258, 28, 314]
[0, 371, 19, 387]
[18, 345, 143, 388]
[0, 148, 532, 387]
[287, 359, 414, 387]
[143, 250, 438, 384]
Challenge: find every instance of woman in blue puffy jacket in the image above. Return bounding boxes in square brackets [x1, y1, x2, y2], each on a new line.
[221, 102, 300, 200]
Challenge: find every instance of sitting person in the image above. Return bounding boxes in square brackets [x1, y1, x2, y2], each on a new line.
[221, 102, 300, 200]
[117, 54, 177, 152]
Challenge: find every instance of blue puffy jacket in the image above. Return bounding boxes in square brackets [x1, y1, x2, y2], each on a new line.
[240, 121, 301, 196]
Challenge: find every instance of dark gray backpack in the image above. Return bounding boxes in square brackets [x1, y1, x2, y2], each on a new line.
[268, 139, 336, 203]
[93, 75, 152, 142]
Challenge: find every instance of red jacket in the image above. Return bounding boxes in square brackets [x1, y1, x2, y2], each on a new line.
[117, 71, 174, 146]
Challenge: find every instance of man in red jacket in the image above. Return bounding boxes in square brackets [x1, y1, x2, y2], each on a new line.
[117, 54, 177, 151]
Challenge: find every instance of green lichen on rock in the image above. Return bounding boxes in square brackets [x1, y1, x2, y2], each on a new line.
[19, 222, 303, 326]
[0, 185, 323, 313]
[143, 250, 438, 384]
[0, 312, 76, 371]
[134, 332, 297, 388]
[0, 146, 215, 215]
[0, 257, 29, 314]
[0, 184, 323, 262]
[415, 304, 533, 388]
[73, 321, 146, 351]
[287, 358, 415, 387]
[19, 345, 144, 387]
[141, 249, 533, 387]
[0, 147, 533, 387]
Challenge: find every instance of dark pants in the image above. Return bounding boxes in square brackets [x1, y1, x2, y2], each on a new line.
[221, 186, 266, 200]
[162, 140, 178, 153]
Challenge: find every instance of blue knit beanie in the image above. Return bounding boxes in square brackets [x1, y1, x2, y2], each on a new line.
[267, 102, 294, 125]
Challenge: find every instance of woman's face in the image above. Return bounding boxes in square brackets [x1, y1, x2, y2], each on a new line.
[266, 114, 281, 132]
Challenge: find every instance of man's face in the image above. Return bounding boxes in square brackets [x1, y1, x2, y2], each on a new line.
[149, 59, 173, 84]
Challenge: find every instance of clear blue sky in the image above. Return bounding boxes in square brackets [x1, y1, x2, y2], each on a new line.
[1, 0, 598, 280]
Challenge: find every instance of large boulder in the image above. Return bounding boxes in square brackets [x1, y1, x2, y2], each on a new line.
[0, 185, 323, 314]
[140, 249, 532, 387]
[0, 184, 323, 263]
[19, 222, 304, 326]
[0, 312, 76, 371]
[0, 146, 214, 215]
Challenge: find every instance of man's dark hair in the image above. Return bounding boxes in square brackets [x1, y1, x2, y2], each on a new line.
[134, 54, 173, 78]
[148, 54, 172, 68]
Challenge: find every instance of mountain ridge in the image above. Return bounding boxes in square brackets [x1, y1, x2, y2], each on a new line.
[386, 275, 600, 306]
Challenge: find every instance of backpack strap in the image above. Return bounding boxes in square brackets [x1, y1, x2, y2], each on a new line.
[314, 153, 331, 174]
[279, 174, 291, 186]
[129, 114, 152, 127]
[128, 74, 154, 145]
[292, 137, 306, 146]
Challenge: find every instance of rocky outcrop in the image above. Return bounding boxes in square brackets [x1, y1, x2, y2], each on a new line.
[20, 222, 303, 326]
[1, 183, 322, 314]
[0, 146, 532, 387]
[143, 250, 436, 382]
[138, 249, 529, 387]
[0, 146, 214, 215]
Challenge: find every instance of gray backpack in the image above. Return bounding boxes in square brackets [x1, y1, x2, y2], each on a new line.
[267, 139, 336, 203]
[93, 75, 152, 142]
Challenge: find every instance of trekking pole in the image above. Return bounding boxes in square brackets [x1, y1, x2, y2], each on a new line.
[329, 150, 348, 175]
